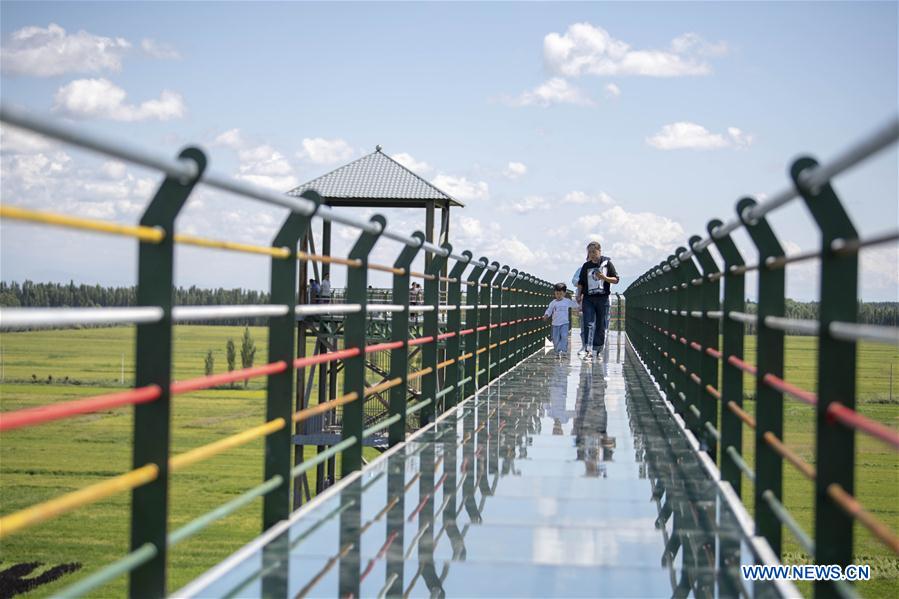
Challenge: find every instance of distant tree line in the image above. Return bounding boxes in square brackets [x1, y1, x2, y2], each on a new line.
[0, 280, 895, 332]
[0, 281, 272, 327]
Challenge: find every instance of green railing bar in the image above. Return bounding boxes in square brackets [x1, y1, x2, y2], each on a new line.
[476, 368, 486, 376]
[362, 413, 401, 438]
[291, 437, 357, 479]
[55, 543, 157, 598]
[407, 398, 433, 415]
[762, 490, 815, 554]
[458, 376, 472, 387]
[689, 404, 701, 419]
[169, 476, 283, 547]
[704, 421, 721, 442]
[435, 385, 455, 400]
[726, 446, 755, 483]
[489, 361, 498, 368]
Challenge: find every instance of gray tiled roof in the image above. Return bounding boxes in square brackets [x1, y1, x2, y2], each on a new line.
[287, 148, 462, 207]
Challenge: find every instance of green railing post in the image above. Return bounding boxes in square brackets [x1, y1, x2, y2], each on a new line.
[677, 247, 704, 439]
[420, 244, 450, 424]
[446, 251, 472, 409]
[341, 215, 385, 476]
[478, 262, 500, 390]
[490, 266, 510, 382]
[130, 147, 206, 599]
[792, 157, 860, 595]
[502, 269, 519, 373]
[738, 196, 787, 557]
[464, 258, 487, 398]
[708, 219, 747, 498]
[264, 190, 321, 531]
[690, 235, 722, 462]
[669, 253, 693, 429]
[388, 232, 425, 447]
[513, 273, 526, 365]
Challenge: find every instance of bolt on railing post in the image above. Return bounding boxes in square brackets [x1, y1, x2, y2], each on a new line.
[421, 243, 450, 424]
[791, 157, 860, 594]
[690, 235, 722, 462]
[130, 147, 206, 599]
[445, 252, 472, 410]
[341, 215, 385, 476]
[464, 259, 487, 398]
[738, 196, 787, 558]
[263, 190, 320, 532]
[708, 219, 748, 498]
[388, 232, 425, 447]
[478, 262, 500, 390]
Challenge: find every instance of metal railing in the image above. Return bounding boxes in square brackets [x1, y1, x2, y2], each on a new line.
[0, 106, 553, 598]
[624, 116, 899, 598]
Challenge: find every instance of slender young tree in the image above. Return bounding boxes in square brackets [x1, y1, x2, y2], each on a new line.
[226, 338, 236, 388]
[204, 350, 215, 377]
[239, 327, 256, 388]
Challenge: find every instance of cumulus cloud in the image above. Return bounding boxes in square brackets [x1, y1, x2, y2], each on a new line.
[53, 78, 186, 121]
[0, 126, 55, 154]
[544, 23, 725, 78]
[604, 83, 621, 97]
[1, 23, 131, 77]
[214, 128, 298, 190]
[393, 152, 432, 175]
[140, 38, 180, 60]
[646, 122, 753, 150]
[503, 161, 527, 179]
[504, 78, 594, 107]
[576, 205, 686, 262]
[431, 174, 489, 202]
[562, 190, 614, 205]
[297, 137, 355, 164]
[508, 195, 549, 213]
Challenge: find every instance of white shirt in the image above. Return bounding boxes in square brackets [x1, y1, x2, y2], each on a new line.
[320, 280, 331, 296]
[544, 298, 578, 325]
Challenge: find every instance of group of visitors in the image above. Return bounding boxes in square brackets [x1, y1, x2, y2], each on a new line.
[543, 241, 619, 361]
[308, 275, 332, 304]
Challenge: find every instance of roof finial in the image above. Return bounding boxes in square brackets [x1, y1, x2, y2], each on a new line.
[375, 144, 382, 152]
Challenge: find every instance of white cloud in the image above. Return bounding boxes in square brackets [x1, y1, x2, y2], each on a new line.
[646, 122, 753, 150]
[604, 83, 621, 98]
[100, 160, 127, 179]
[212, 128, 299, 190]
[297, 137, 355, 164]
[503, 161, 528, 179]
[505, 78, 594, 107]
[431, 174, 489, 202]
[140, 38, 180, 60]
[576, 205, 686, 262]
[509, 195, 549, 213]
[562, 190, 614, 205]
[860, 246, 899, 289]
[544, 23, 725, 78]
[1, 23, 131, 77]
[53, 78, 186, 121]
[0, 126, 55, 154]
[393, 152, 432, 175]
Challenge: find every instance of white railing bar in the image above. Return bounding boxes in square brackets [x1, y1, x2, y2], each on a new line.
[0, 307, 163, 329]
[295, 304, 362, 316]
[764, 316, 820, 335]
[728, 311, 758, 325]
[408, 306, 435, 313]
[172, 305, 288, 321]
[364, 304, 405, 313]
[829, 322, 899, 346]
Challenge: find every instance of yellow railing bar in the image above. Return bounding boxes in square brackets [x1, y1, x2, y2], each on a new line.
[169, 418, 286, 472]
[297, 252, 362, 268]
[292, 392, 359, 423]
[406, 367, 433, 381]
[1, 205, 165, 243]
[174, 233, 290, 259]
[0, 464, 158, 539]
[365, 377, 403, 396]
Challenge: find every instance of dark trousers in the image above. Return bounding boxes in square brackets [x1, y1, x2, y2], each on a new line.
[582, 295, 610, 350]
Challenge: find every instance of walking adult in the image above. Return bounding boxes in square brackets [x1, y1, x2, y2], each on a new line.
[571, 247, 590, 355]
[575, 241, 619, 361]
[319, 275, 331, 303]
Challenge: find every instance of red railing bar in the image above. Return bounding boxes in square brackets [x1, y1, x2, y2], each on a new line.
[727, 355, 758, 375]
[476, 326, 488, 332]
[690, 341, 702, 352]
[365, 340, 405, 353]
[762, 373, 818, 406]
[0, 385, 162, 432]
[437, 332, 456, 340]
[705, 384, 721, 400]
[407, 336, 435, 347]
[827, 402, 899, 450]
[706, 347, 722, 359]
[171, 361, 287, 394]
[294, 347, 361, 369]
[459, 328, 475, 336]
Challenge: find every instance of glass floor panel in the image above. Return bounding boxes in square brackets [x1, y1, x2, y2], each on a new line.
[180, 332, 787, 598]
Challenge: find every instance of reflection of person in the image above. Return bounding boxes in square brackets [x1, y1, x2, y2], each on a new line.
[544, 361, 569, 434]
[543, 283, 578, 356]
[572, 356, 613, 478]
[576, 241, 619, 361]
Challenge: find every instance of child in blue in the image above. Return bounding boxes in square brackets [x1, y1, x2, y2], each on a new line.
[543, 283, 579, 355]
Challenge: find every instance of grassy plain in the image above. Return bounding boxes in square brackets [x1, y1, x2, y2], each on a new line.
[0, 327, 896, 596]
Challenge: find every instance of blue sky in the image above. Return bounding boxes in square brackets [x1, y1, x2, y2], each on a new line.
[1, 1, 896, 300]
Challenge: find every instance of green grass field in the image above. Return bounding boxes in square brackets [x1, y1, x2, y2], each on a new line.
[0, 327, 896, 596]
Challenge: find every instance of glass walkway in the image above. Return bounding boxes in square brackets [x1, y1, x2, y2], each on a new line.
[179, 332, 794, 598]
